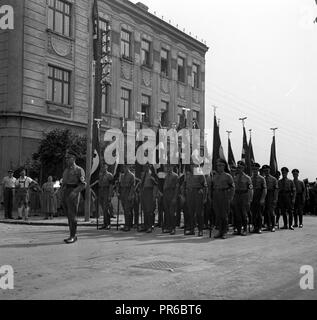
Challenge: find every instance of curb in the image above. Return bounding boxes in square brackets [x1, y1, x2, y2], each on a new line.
[0, 220, 124, 227]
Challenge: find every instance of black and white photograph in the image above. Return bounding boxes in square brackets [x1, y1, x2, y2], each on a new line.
[1, 0, 317, 305]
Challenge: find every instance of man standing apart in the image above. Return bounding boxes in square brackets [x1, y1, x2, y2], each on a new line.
[262, 165, 279, 232]
[278, 167, 296, 230]
[232, 161, 253, 236]
[15, 169, 36, 221]
[292, 169, 305, 228]
[61, 150, 86, 244]
[212, 159, 235, 239]
[250, 163, 267, 234]
[2, 169, 16, 219]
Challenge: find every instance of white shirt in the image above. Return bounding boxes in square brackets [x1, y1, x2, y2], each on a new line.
[16, 176, 34, 189]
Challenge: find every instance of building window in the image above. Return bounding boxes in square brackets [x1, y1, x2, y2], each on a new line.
[141, 95, 151, 123]
[193, 110, 199, 127]
[121, 29, 131, 59]
[177, 56, 185, 83]
[192, 64, 200, 89]
[161, 48, 169, 76]
[160, 101, 169, 127]
[177, 106, 186, 128]
[48, 0, 71, 37]
[121, 88, 131, 119]
[48, 65, 70, 105]
[141, 40, 151, 67]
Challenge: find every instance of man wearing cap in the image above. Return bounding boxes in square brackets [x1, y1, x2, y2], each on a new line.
[1, 169, 16, 219]
[250, 163, 267, 233]
[119, 165, 135, 232]
[292, 169, 305, 228]
[278, 167, 296, 230]
[61, 150, 86, 244]
[212, 159, 235, 239]
[232, 161, 253, 236]
[162, 164, 179, 235]
[262, 165, 279, 232]
[184, 164, 208, 237]
[99, 163, 113, 230]
[15, 169, 37, 221]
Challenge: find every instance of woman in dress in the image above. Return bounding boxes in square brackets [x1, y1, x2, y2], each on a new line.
[42, 176, 57, 220]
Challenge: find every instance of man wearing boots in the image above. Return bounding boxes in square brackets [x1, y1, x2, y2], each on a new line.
[61, 150, 86, 244]
[278, 167, 296, 230]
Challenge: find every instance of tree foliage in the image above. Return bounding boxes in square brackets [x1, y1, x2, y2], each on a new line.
[37, 129, 87, 182]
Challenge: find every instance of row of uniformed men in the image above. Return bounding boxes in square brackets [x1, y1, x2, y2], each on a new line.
[97, 159, 305, 239]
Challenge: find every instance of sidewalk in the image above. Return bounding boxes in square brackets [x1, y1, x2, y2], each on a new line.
[0, 211, 125, 227]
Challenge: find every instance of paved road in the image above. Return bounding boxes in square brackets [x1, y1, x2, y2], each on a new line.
[1, 217, 317, 300]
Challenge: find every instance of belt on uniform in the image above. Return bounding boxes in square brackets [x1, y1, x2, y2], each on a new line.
[235, 190, 248, 194]
[279, 191, 291, 194]
[213, 188, 230, 191]
[5, 187, 14, 190]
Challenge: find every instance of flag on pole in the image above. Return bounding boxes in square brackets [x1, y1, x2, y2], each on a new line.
[212, 114, 226, 171]
[249, 135, 255, 164]
[270, 135, 278, 178]
[90, 0, 102, 193]
[228, 136, 236, 168]
[241, 126, 251, 175]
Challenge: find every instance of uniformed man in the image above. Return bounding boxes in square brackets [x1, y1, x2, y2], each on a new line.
[250, 163, 267, 234]
[184, 164, 207, 237]
[162, 164, 179, 235]
[15, 169, 37, 221]
[204, 172, 213, 230]
[278, 167, 296, 230]
[232, 161, 253, 236]
[292, 169, 305, 228]
[140, 163, 157, 233]
[1, 169, 16, 219]
[212, 159, 235, 239]
[61, 150, 86, 244]
[99, 163, 113, 230]
[119, 165, 135, 232]
[262, 165, 279, 232]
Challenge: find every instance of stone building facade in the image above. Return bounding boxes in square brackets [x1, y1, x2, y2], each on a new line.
[0, 0, 209, 178]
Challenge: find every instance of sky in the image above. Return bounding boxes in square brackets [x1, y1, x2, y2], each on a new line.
[131, 0, 317, 181]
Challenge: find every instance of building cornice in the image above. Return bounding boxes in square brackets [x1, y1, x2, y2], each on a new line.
[103, 0, 210, 55]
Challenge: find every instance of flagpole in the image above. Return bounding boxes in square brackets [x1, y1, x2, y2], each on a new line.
[85, 61, 95, 222]
[270, 128, 278, 137]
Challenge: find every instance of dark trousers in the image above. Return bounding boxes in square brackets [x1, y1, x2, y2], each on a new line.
[251, 190, 263, 231]
[100, 187, 111, 226]
[175, 196, 182, 227]
[163, 192, 176, 231]
[213, 190, 230, 235]
[186, 189, 204, 232]
[132, 197, 140, 226]
[233, 193, 248, 232]
[264, 191, 276, 230]
[294, 197, 303, 226]
[4, 188, 14, 219]
[62, 187, 80, 238]
[142, 188, 154, 230]
[279, 195, 293, 228]
[157, 195, 164, 227]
